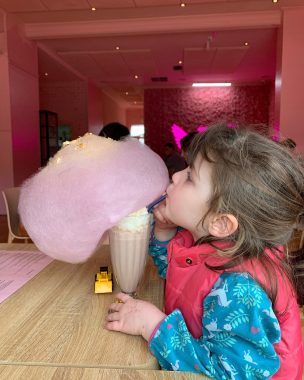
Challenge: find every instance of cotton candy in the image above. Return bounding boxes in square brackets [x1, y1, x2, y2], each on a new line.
[19, 134, 169, 263]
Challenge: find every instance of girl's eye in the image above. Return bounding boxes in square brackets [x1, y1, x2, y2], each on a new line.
[186, 171, 192, 181]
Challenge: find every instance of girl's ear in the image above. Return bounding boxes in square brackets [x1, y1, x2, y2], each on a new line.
[208, 214, 238, 238]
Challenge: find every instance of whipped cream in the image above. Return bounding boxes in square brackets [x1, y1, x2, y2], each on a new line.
[116, 207, 151, 232]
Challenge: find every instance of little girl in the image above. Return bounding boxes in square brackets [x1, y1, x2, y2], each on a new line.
[105, 125, 304, 379]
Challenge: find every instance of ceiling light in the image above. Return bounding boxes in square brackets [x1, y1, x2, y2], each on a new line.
[91, 7, 96, 11]
[115, 46, 120, 50]
[244, 42, 249, 46]
[178, 60, 183, 64]
[272, 0, 278, 3]
[134, 101, 137, 105]
[180, 2, 186, 7]
[125, 92, 129, 95]
[44, 72, 48, 76]
[192, 82, 231, 87]
[134, 75, 139, 79]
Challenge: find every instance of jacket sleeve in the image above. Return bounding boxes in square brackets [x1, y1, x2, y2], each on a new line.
[149, 272, 281, 379]
[148, 228, 171, 279]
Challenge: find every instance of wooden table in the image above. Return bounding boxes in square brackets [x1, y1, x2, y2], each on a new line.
[0, 366, 207, 379]
[0, 243, 164, 369]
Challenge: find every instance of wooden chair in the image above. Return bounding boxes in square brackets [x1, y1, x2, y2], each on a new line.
[2, 187, 30, 243]
[288, 229, 304, 254]
[288, 228, 304, 306]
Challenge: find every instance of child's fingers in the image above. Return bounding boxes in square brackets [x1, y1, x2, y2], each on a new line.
[106, 311, 120, 322]
[153, 206, 170, 224]
[116, 292, 131, 303]
[154, 209, 167, 224]
[108, 302, 123, 313]
[154, 210, 174, 227]
[104, 320, 121, 331]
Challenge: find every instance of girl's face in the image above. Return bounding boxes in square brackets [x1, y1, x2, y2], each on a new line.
[165, 156, 214, 241]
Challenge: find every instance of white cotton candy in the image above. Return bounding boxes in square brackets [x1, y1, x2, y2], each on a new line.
[19, 134, 169, 263]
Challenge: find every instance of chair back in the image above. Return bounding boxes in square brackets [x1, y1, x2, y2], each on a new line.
[288, 229, 304, 253]
[2, 187, 21, 237]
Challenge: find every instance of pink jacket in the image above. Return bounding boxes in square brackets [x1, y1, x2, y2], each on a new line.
[165, 230, 304, 379]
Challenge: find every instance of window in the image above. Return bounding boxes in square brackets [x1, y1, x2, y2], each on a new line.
[130, 124, 145, 144]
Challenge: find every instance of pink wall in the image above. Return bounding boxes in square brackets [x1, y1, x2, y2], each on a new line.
[0, 45, 14, 196]
[88, 82, 103, 135]
[40, 83, 127, 138]
[0, 11, 40, 214]
[101, 92, 126, 126]
[279, 7, 304, 153]
[145, 85, 272, 156]
[39, 80, 88, 140]
[0, 12, 14, 201]
[9, 65, 40, 186]
[268, 82, 276, 138]
[126, 108, 144, 128]
[273, 25, 283, 141]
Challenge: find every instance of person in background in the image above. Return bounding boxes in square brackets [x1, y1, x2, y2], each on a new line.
[280, 137, 297, 151]
[105, 125, 304, 379]
[99, 122, 130, 141]
[164, 142, 186, 178]
[180, 132, 198, 163]
[280, 138, 304, 167]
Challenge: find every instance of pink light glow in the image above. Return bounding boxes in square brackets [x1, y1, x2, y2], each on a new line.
[171, 123, 236, 148]
[171, 124, 187, 149]
[196, 125, 208, 133]
[272, 122, 280, 141]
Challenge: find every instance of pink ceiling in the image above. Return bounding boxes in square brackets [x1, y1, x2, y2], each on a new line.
[41, 28, 277, 86]
[0, 0, 297, 106]
[0, 0, 278, 13]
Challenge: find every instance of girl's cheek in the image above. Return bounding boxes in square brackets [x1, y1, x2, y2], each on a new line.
[164, 203, 171, 219]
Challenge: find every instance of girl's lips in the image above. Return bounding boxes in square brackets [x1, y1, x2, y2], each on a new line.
[166, 184, 172, 197]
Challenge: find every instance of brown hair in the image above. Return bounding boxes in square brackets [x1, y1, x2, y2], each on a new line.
[187, 125, 304, 310]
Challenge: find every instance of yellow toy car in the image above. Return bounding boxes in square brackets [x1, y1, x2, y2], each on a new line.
[94, 266, 113, 293]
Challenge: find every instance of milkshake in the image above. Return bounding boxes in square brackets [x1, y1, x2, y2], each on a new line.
[109, 208, 151, 296]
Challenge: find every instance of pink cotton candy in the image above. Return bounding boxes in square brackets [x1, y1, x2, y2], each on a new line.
[19, 134, 169, 263]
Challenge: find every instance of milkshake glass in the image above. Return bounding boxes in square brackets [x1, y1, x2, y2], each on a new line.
[109, 208, 151, 296]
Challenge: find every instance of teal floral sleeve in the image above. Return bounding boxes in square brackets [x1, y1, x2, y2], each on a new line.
[149, 272, 281, 379]
[148, 234, 170, 279]
[148, 225, 182, 279]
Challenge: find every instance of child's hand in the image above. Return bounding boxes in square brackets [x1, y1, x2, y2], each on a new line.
[153, 202, 177, 241]
[105, 293, 166, 341]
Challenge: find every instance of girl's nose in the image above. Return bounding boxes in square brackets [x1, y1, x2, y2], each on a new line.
[171, 171, 179, 184]
[171, 168, 186, 184]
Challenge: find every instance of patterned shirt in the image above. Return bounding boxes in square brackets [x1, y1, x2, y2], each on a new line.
[149, 236, 281, 379]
